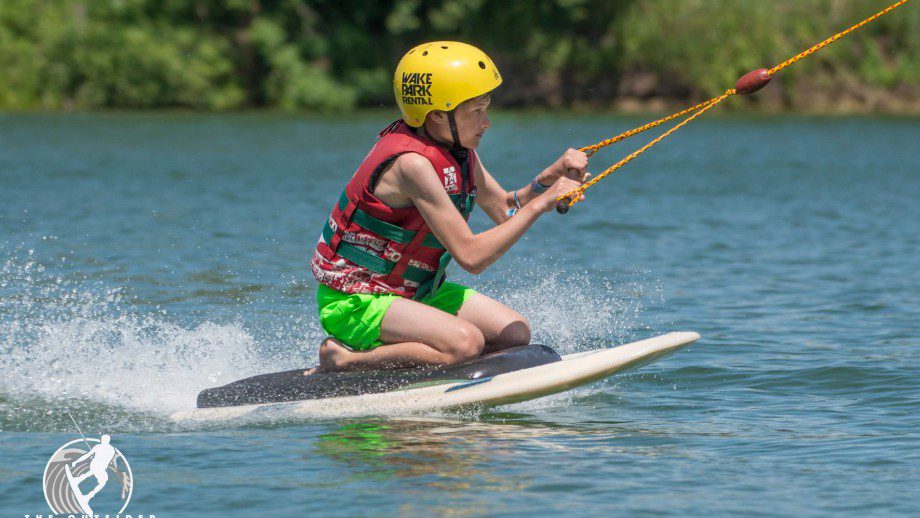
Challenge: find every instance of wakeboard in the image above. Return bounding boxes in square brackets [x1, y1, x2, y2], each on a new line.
[171, 331, 699, 422]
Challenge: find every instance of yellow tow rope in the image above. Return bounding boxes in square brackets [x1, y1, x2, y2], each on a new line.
[557, 0, 912, 213]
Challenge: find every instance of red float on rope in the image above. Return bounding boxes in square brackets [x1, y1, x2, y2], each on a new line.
[735, 68, 772, 96]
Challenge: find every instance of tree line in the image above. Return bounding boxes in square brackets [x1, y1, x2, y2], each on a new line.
[1, 0, 916, 112]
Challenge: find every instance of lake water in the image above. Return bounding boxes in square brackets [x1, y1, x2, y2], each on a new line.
[1, 112, 918, 516]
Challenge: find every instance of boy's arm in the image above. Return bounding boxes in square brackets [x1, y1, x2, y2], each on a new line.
[394, 153, 582, 274]
[473, 160, 514, 224]
[474, 150, 589, 225]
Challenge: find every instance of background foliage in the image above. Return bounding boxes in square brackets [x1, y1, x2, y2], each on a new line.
[0, 0, 916, 111]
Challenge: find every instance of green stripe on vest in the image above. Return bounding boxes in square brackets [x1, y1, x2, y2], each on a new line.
[338, 191, 445, 249]
[329, 188, 476, 300]
[323, 223, 393, 274]
[323, 222, 437, 284]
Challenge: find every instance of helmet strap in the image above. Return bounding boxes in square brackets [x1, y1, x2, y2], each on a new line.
[446, 110, 464, 150]
[418, 111, 466, 151]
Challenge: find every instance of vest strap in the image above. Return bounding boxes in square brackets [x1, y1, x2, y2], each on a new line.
[427, 252, 453, 299]
[323, 223, 437, 284]
[337, 191, 445, 249]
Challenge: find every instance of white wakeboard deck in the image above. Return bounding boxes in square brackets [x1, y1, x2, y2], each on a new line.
[171, 331, 699, 422]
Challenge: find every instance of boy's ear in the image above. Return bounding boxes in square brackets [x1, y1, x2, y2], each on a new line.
[427, 110, 447, 124]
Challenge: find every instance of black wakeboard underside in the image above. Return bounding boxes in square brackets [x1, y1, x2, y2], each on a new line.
[197, 344, 561, 408]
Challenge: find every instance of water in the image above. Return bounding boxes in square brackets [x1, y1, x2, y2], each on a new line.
[1, 112, 918, 516]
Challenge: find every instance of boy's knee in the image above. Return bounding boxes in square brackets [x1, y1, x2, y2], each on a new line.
[493, 316, 530, 348]
[505, 318, 531, 346]
[447, 323, 485, 363]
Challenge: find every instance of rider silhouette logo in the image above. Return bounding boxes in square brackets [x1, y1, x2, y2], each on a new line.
[43, 434, 134, 515]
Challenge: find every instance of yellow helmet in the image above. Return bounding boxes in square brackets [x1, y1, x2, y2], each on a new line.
[394, 41, 502, 127]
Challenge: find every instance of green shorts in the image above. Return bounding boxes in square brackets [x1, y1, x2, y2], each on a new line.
[316, 282, 477, 351]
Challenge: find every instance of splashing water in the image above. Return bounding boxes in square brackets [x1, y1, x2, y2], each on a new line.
[477, 260, 668, 354]
[1, 246, 664, 430]
[0, 248, 325, 431]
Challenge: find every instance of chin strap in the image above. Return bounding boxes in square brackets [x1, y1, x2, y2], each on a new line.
[417, 113, 465, 151]
[446, 110, 464, 150]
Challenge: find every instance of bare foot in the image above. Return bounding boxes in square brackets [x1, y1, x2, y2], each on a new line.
[301, 365, 326, 376]
[318, 337, 351, 372]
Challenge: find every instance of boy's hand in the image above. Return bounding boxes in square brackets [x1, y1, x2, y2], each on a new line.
[548, 148, 589, 181]
[534, 177, 585, 213]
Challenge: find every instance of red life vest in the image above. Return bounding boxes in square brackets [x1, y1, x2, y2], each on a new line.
[311, 120, 477, 299]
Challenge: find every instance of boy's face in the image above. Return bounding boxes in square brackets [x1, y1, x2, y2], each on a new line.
[425, 94, 491, 149]
[452, 94, 491, 149]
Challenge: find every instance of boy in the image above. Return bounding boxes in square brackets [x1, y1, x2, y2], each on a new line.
[311, 41, 587, 372]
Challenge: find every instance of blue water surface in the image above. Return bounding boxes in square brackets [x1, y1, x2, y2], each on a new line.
[1, 112, 918, 516]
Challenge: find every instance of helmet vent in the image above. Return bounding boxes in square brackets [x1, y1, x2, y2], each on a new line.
[478, 61, 486, 69]
[441, 45, 448, 49]
[422, 51, 428, 56]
